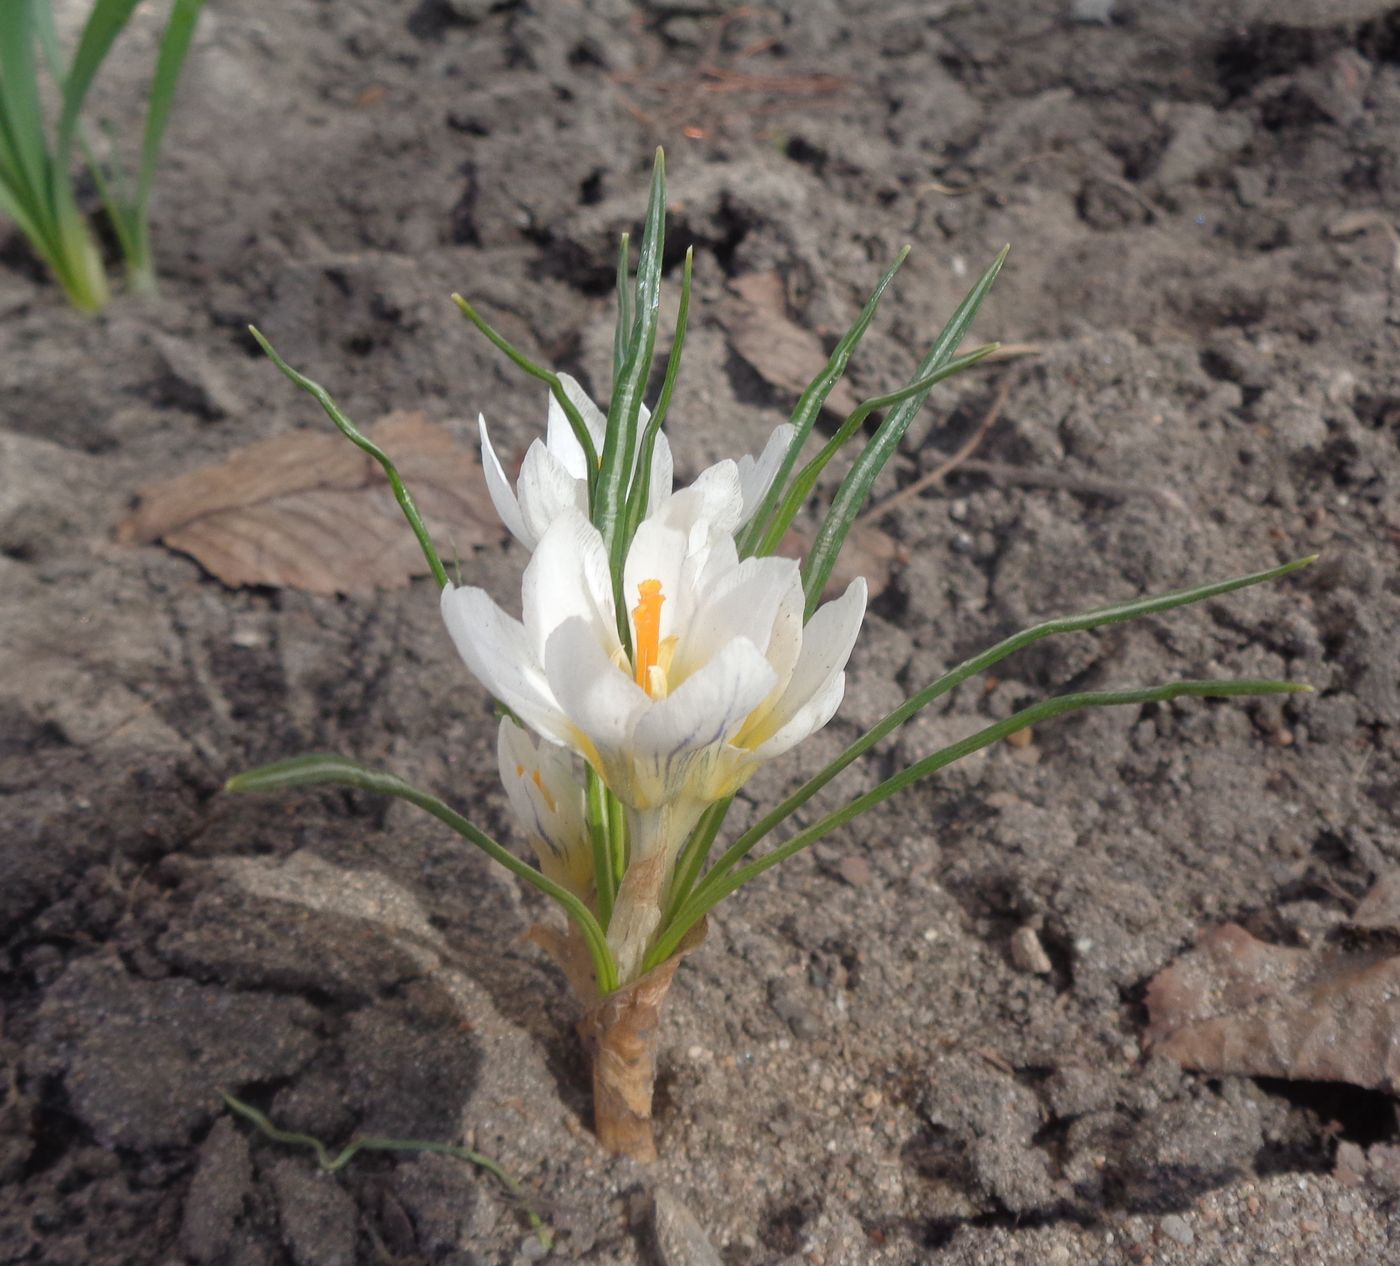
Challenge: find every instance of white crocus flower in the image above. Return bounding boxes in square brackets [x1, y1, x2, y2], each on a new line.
[497, 716, 592, 900]
[442, 471, 866, 979]
[478, 373, 794, 549]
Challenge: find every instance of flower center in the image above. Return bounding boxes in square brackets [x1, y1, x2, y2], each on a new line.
[632, 578, 666, 695]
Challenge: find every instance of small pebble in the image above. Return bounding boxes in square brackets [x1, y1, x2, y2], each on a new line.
[1010, 925, 1053, 975]
[1160, 1214, 1194, 1247]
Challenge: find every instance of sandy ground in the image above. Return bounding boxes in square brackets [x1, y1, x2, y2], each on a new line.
[2, 2, 1399, 1263]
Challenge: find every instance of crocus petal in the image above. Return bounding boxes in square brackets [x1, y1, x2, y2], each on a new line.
[631, 638, 777, 806]
[497, 717, 592, 893]
[673, 555, 801, 681]
[647, 431, 674, 515]
[743, 577, 867, 749]
[478, 414, 530, 546]
[546, 373, 608, 478]
[736, 423, 797, 527]
[747, 670, 846, 762]
[440, 584, 567, 742]
[653, 460, 746, 543]
[543, 615, 650, 781]
[516, 440, 589, 546]
[524, 511, 618, 664]
[622, 518, 696, 646]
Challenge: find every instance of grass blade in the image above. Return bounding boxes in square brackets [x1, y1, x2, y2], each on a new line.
[596, 148, 665, 614]
[738, 246, 910, 556]
[451, 292, 599, 484]
[622, 245, 692, 541]
[221, 1094, 553, 1248]
[802, 247, 1008, 615]
[226, 753, 618, 994]
[0, 0, 51, 219]
[679, 555, 1317, 925]
[249, 326, 449, 590]
[612, 231, 631, 388]
[123, 0, 205, 288]
[648, 676, 1311, 968]
[55, 0, 142, 171]
[754, 344, 999, 558]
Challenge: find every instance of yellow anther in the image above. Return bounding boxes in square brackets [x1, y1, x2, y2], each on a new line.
[632, 578, 666, 694]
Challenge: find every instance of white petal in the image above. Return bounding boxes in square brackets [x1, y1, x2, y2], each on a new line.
[631, 639, 777, 805]
[653, 460, 746, 542]
[440, 584, 567, 742]
[497, 718, 591, 892]
[478, 414, 531, 547]
[673, 555, 801, 682]
[516, 440, 588, 545]
[546, 373, 607, 478]
[523, 511, 617, 664]
[748, 670, 846, 761]
[747, 577, 867, 747]
[737, 423, 797, 527]
[646, 430, 674, 515]
[622, 519, 693, 645]
[543, 615, 649, 786]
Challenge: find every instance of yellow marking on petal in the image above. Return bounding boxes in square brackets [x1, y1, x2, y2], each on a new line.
[530, 767, 556, 813]
[631, 578, 666, 695]
[514, 763, 526, 777]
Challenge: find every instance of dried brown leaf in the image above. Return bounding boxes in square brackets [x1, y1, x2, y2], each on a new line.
[1144, 920, 1400, 1092]
[116, 412, 505, 595]
[718, 271, 861, 417]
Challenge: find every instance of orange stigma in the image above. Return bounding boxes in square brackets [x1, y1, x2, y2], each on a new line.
[631, 578, 665, 692]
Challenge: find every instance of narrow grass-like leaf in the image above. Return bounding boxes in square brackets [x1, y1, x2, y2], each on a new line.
[612, 231, 631, 388]
[738, 246, 910, 556]
[451, 293, 599, 486]
[0, 1, 49, 216]
[755, 343, 999, 557]
[622, 246, 692, 542]
[586, 767, 615, 927]
[663, 796, 732, 926]
[691, 555, 1316, 909]
[802, 246, 1008, 615]
[226, 753, 618, 994]
[648, 676, 1311, 969]
[596, 148, 666, 630]
[249, 326, 449, 590]
[221, 1094, 552, 1248]
[120, 0, 205, 289]
[55, 0, 142, 171]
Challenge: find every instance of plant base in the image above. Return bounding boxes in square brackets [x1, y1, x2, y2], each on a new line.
[531, 921, 705, 1162]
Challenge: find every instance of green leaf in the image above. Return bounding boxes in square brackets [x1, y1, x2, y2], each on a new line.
[612, 231, 631, 388]
[738, 246, 910, 556]
[596, 148, 666, 643]
[226, 752, 618, 994]
[696, 555, 1317, 904]
[648, 676, 1311, 969]
[0, 0, 51, 223]
[802, 246, 1008, 615]
[121, 0, 205, 288]
[221, 1094, 552, 1248]
[248, 326, 449, 590]
[622, 245, 692, 542]
[754, 343, 999, 558]
[451, 292, 599, 486]
[55, 0, 142, 172]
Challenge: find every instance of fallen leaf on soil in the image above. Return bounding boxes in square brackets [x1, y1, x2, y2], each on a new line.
[777, 521, 904, 601]
[116, 412, 505, 595]
[1144, 916, 1400, 1092]
[718, 271, 861, 416]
